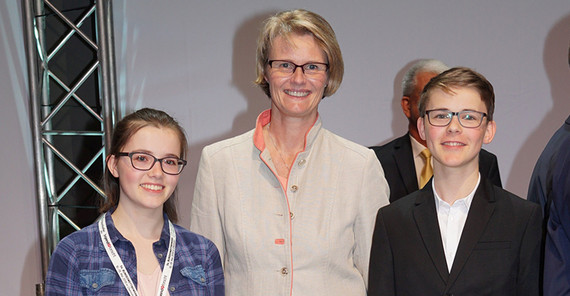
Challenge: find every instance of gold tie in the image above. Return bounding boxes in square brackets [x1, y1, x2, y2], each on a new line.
[420, 149, 433, 189]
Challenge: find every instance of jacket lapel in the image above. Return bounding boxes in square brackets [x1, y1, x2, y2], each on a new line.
[444, 177, 496, 290]
[394, 134, 419, 195]
[413, 183, 450, 283]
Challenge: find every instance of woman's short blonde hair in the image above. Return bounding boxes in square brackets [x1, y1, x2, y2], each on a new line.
[254, 9, 344, 98]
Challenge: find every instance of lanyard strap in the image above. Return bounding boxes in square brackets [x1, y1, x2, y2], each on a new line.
[98, 215, 176, 296]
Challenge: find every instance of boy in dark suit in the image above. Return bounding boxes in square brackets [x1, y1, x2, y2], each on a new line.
[368, 67, 541, 296]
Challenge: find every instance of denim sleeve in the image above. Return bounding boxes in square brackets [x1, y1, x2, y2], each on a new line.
[204, 240, 225, 296]
[45, 238, 82, 295]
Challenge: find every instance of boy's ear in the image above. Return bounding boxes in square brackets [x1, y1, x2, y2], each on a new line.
[483, 120, 496, 144]
[417, 116, 427, 141]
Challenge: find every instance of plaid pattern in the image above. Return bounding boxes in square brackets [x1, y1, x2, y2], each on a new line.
[46, 211, 224, 295]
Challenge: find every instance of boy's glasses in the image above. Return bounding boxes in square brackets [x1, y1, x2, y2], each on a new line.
[425, 109, 488, 128]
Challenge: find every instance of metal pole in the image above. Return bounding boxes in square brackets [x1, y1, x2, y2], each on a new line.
[23, 2, 118, 293]
[22, 0, 50, 279]
[97, 0, 118, 153]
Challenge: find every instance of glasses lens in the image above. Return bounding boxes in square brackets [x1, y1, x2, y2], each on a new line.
[130, 153, 154, 170]
[428, 110, 452, 126]
[458, 111, 483, 128]
[302, 63, 327, 75]
[271, 61, 295, 73]
[161, 157, 184, 174]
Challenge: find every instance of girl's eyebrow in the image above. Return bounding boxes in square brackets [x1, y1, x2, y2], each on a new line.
[129, 150, 181, 158]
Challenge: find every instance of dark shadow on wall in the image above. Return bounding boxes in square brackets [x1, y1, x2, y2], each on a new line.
[230, 10, 277, 135]
[180, 11, 277, 227]
[506, 13, 570, 195]
[382, 60, 412, 146]
[369, 60, 411, 147]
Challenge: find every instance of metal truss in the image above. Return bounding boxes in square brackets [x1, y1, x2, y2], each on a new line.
[22, 0, 118, 286]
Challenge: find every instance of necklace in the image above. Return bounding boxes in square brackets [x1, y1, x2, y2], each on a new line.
[268, 125, 291, 171]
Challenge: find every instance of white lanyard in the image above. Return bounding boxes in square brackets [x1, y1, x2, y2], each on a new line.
[98, 214, 176, 296]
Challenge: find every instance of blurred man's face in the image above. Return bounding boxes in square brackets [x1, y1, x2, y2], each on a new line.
[406, 72, 438, 124]
[402, 71, 438, 144]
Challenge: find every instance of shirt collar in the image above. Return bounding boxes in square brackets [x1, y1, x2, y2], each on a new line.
[157, 212, 172, 247]
[253, 109, 322, 152]
[433, 173, 480, 210]
[410, 134, 427, 158]
[104, 209, 171, 246]
[104, 209, 122, 244]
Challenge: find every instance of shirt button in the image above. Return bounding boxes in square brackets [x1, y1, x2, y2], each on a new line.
[280, 267, 289, 275]
[298, 159, 306, 167]
[290, 212, 295, 219]
[92, 283, 98, 289]
[157, 253, 163, 259]
[290, 185, 298, 192]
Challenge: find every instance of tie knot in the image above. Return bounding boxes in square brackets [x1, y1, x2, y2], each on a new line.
[421, 148, 431, 160]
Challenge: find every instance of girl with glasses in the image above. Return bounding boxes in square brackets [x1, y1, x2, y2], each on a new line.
[46, 108, 224, 295]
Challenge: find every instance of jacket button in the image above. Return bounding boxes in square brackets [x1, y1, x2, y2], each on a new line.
[298, 159, 306, 167]
[92, 283, 98, 289]
[280, 267, 289, 275]
[290, 212, 295, 219]
[290, 185, 298, 192]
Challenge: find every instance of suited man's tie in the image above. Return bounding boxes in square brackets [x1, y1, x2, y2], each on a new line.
[420, 149, 433, 188]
